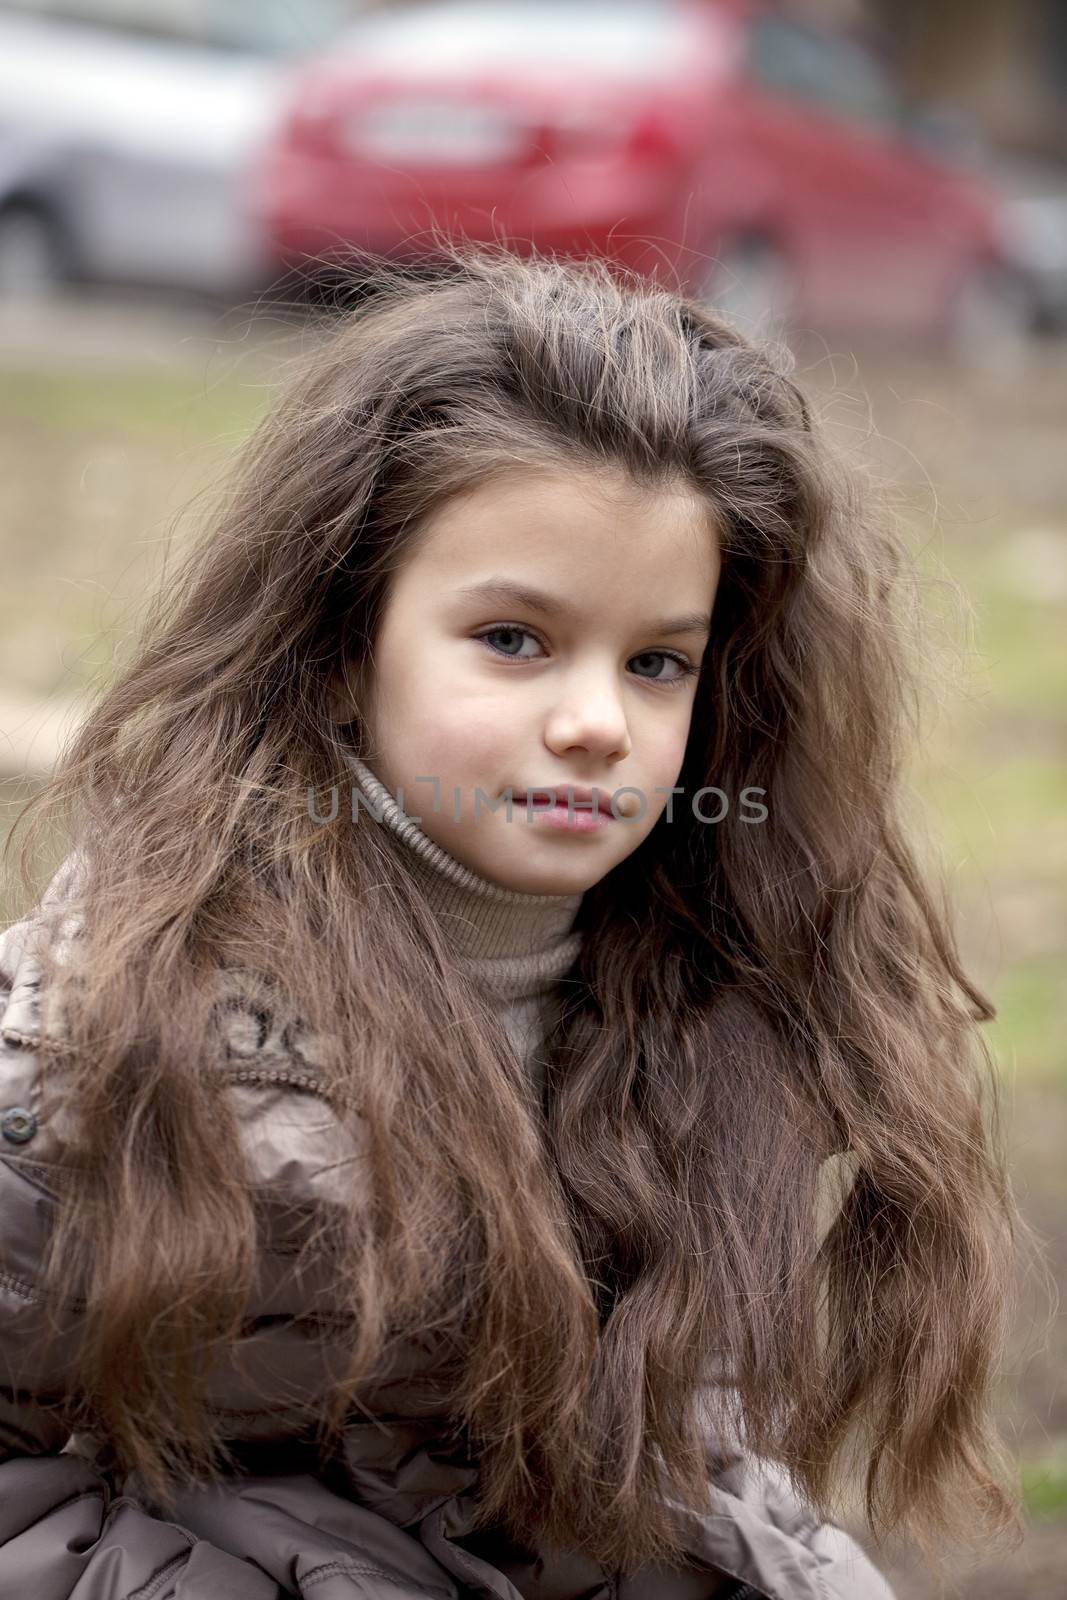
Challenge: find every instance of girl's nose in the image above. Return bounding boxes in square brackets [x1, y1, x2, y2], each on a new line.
[543, 681, 632, 763]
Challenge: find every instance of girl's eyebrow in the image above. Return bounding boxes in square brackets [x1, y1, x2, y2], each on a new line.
[454, 578, 713, 639]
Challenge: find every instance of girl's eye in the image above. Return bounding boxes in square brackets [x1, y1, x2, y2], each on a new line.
[474, 627, 699, 689]
[475, 625, 543, 662]
[629, 650, 699, 688]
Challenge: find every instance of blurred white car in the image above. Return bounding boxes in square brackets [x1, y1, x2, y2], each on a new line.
[0, 0, 353, 297]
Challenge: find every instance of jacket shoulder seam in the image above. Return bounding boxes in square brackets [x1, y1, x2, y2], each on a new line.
[127, 1544, 197, 1600]
[0, 1265, 39, 1302]
[300, 1559, 450, 1597]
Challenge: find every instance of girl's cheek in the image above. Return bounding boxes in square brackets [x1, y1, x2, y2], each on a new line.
[436, 682, 520, 749]
[404, 711, 493, 789]
[642, 713, 691, 777]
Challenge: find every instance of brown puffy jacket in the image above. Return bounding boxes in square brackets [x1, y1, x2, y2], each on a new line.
[0, 877, 898, 1600]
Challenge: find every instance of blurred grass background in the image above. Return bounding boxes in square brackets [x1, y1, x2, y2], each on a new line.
[0, 302, 1064, 1594]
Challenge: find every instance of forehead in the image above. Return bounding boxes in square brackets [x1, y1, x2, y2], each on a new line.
[404, 465, 719, 594]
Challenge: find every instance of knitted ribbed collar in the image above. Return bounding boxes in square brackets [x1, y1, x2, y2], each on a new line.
[340, 748, 585, 1002]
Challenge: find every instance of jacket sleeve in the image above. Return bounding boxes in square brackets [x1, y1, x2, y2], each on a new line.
[0, 1150, 287, 1599]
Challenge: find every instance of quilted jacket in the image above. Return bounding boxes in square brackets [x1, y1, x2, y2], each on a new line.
[0, 873, 898, 1600]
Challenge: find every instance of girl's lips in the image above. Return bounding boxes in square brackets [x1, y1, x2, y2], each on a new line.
[511, 796, 615, 832]
[513, 788, 608, 809]
[520, 796, 594, 808]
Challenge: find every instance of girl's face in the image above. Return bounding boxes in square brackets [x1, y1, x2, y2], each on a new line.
[339, 465, 721, 897]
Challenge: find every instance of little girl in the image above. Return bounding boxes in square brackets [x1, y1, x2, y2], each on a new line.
[0, 246, 1026, 1599]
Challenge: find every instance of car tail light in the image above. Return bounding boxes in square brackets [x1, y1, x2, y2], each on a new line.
[626, 109, 681, 164]
[527, 111, 628, 166]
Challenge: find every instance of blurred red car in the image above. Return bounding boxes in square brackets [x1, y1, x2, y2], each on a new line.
[250, 0, 1023, 343]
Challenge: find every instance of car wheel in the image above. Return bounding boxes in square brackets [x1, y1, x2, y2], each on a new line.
[697, 237, 794, 340]
[0, 202, 68, 298]
[945, 261, 1034, 375]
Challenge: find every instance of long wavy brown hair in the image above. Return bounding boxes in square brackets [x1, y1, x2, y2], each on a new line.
[6, 241, 1036, 1581]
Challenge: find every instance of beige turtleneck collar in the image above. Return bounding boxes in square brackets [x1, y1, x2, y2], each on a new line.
[339, 749, 585, 1004]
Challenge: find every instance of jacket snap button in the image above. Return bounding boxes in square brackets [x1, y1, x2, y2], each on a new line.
[1, 1106, 37, 1144]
